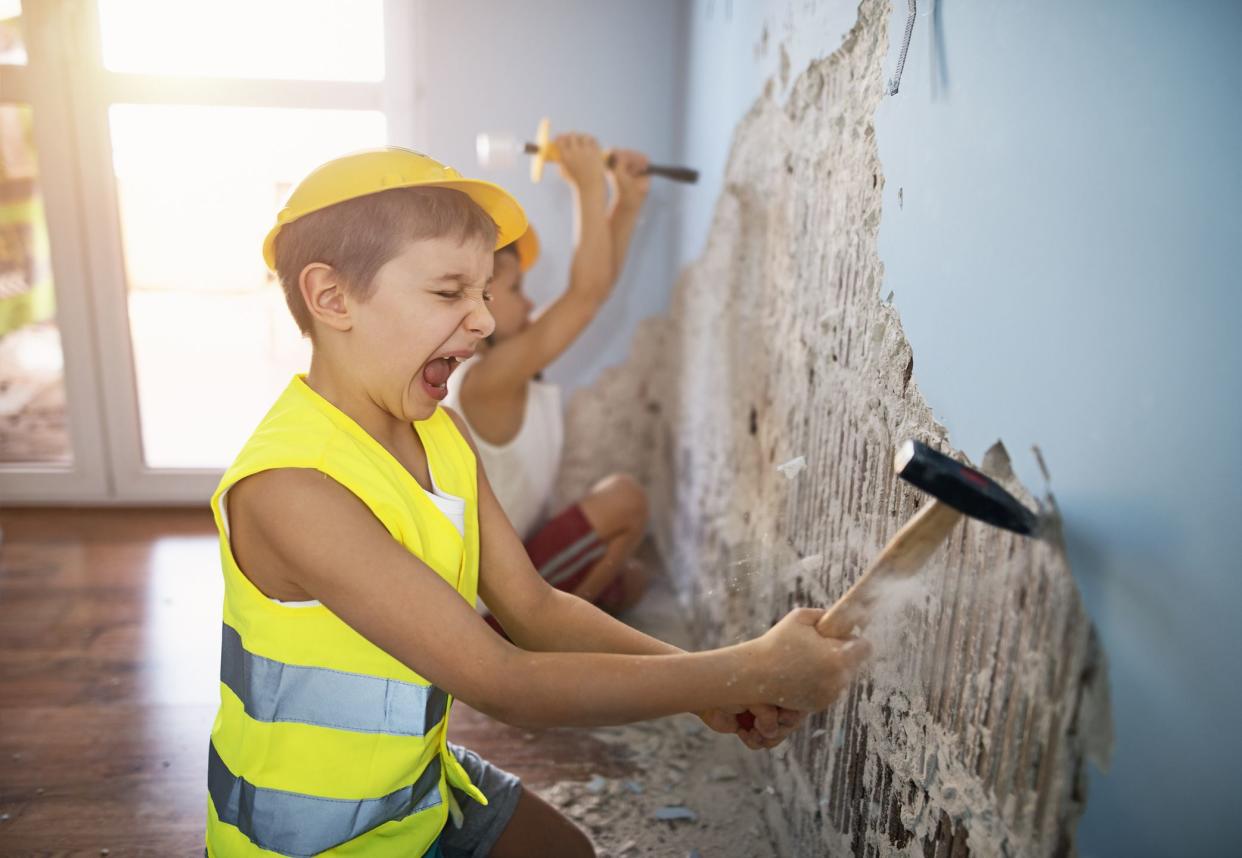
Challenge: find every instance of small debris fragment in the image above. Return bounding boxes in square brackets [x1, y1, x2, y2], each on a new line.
[623, 780, 644, 795]
[765, 785, 776, 796]
[776, 456, 806, 480]
[0, 813, 10, 822]
[101, 850, 110, 857]
[810, 729, 827, 740]
[689, 850, 703, 858]
[653, 805, 699, 823]
[707, 765, 738, 782]
[585, 775, 607, 795]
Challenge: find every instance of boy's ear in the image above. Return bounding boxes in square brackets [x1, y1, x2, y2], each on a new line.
[300, 263, 352, 333]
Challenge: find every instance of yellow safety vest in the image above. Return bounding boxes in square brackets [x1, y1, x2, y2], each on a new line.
[205, 375, 486, 857]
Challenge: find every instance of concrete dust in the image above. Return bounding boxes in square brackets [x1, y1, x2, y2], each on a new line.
[859, 573, 937, 664]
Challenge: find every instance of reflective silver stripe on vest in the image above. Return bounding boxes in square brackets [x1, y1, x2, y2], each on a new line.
[208, 741, 443, 856]
[220, 624, 447, 736]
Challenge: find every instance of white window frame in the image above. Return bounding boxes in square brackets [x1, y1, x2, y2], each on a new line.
[1, 0, 421, 505]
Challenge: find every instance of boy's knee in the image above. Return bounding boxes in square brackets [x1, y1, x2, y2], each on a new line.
[609, 473, 648, 527]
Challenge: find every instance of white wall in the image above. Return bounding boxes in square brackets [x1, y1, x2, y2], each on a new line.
[410, 0, 688, 395]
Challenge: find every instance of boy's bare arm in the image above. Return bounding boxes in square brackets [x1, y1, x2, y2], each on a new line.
[606, 149, 651, 283]
[444, 406, 676, 656]
[228, 467, 867, 729]
[468, 448, 807, 744]
[468, 134, 614, 396]
[472, 435, 680, 658]
[446, 409, 814, 747]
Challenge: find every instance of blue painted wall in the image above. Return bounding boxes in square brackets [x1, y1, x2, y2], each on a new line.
[677, 1, 1241, 855]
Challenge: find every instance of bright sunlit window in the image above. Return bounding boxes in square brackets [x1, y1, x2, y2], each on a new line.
[108, 104, 387, 469]
[0, 0, 25, 66]
[98, 0, 385, 81]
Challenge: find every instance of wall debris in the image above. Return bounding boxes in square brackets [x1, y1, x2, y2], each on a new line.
[556, 1, 1110, 855]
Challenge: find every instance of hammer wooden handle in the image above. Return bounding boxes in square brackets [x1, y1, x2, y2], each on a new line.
[734, 501, 961, 732]
[816, 500, 962, 638]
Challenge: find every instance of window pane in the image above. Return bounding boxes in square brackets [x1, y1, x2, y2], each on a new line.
[0, 104, 71, 465]
[108, 104, 386, 469]
[98, 0, 384, 81]
[0, 1, 25, 66]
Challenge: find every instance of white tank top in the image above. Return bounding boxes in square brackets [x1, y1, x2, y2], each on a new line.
[445, 357, 563, 540]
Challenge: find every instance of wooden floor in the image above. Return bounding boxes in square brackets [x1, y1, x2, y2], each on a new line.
[0, 508, 631, 856]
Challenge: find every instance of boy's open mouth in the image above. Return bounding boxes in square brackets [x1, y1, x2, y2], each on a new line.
[421, 355, 463, 396]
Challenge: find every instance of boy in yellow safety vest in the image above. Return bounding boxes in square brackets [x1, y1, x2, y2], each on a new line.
[206, 147, 870, 858]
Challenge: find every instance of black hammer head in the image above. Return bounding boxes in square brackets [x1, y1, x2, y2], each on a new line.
[894, 440, 1039, 536]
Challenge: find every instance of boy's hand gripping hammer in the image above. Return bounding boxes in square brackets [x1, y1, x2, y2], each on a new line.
[735, 440, 1041, 731]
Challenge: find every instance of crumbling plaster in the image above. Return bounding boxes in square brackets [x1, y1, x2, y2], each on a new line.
[555, 1, 1110, 854]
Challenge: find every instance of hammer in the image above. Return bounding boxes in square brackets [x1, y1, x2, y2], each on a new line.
[734, 440, 1041, 731]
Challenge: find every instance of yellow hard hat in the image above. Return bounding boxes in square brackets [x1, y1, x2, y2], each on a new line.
[512, 226, 540, 273]
[262, 147, 528, 271]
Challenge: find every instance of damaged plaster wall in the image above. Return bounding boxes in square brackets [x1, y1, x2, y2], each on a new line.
[555, 1, 1111, 855]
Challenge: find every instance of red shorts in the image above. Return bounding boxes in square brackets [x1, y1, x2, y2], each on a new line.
[485, 505, 626, 636]
[525, 504, 606, 591]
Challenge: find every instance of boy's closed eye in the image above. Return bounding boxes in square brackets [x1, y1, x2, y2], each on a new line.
[434, 288, 493, 303]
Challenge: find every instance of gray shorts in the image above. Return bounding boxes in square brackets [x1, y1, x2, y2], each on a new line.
[438, 743, 523, 858]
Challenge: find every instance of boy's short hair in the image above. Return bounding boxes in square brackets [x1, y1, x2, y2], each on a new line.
[274, 186, 498, 335]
